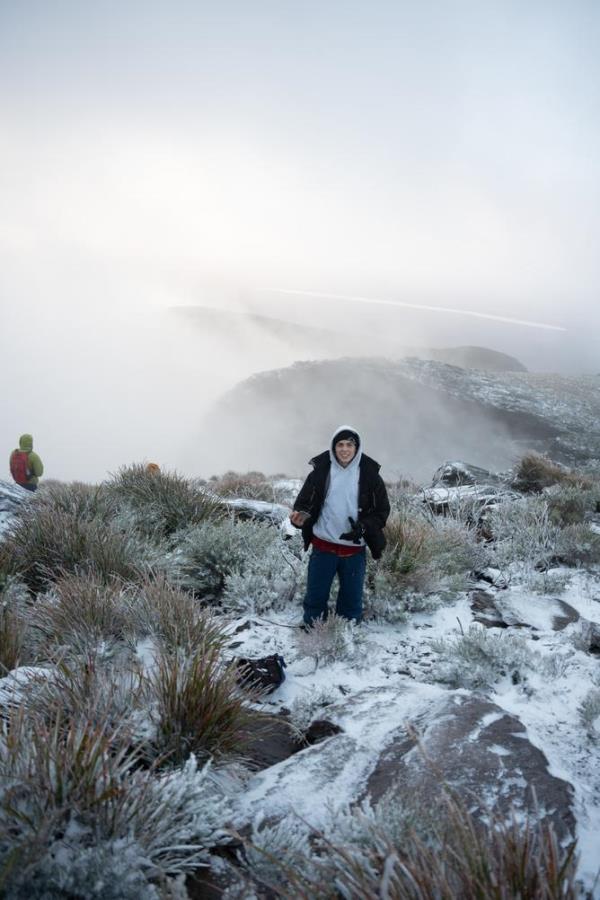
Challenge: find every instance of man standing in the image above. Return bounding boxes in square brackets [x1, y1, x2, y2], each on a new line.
[9, 434, 44, 492]
[290, 426, 390, 626]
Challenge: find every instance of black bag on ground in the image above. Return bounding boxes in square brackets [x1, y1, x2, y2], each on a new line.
[235, 654, 287, 693]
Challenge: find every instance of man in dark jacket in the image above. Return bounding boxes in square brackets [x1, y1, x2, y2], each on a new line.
[290, 426, 390, 626]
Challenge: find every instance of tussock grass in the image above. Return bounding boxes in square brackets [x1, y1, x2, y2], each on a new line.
[35, 480, 115, 522]
[0, 505, 146, 595]
[0, 578, 30, 674]
[553, 523, 600, 567]
[31, 573, 132, 654]
[25, 652, 146, 743]
[108, 463, 223, 538]
[128, 575, 226, 654]
[241, 792, 578, 899]
[489, 496, 558, 570]
[170, 516, 278, 600]
[0, 708, 230, 895]
[149, 643, 260, 766]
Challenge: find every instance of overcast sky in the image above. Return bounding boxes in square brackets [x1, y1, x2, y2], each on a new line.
[1, 1, 599, 480]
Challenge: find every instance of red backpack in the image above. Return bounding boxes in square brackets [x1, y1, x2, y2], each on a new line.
[10, 451, 31, 485]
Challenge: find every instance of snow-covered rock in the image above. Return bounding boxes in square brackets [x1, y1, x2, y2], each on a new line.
[365, 692, 575, 840]
[0, 479, 28, 537]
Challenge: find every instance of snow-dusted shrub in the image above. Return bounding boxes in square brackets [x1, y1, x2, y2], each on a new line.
[294, 614, 367, 667]
[289, 686, 338, 731]
[169, 516, 281, 601]
[222, 541, 299, 615]
[211, 470, 275, 501]
[540, 652, 572, 680]
[512, 452, 591, 494]
[546, 484, 590, 526]
[0, 505, 149, 594]
[489, 496, 559, 570]
[148, 642, 259, 765]
[0, 711, 231, 898]
[366, 510, 483, 621]
[430, 625, 539, 689]
[30, 572, 132, 654]
[527, 570, 571, 595]
[578, 689, 600, 737]
[553, 523, 600, 567]
[108, 463, 223, 539]
[127, 575, 226, 654]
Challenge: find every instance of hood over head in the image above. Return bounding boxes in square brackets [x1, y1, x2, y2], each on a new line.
[330, 425, 362, 469]
[331, 425, 360, 452]
[19, 434, 33, 452]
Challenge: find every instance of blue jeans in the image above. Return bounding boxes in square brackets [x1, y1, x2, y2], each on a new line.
[303, 547, 366, 625]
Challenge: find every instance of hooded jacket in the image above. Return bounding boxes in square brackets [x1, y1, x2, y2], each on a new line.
[10, 434, 44, 486]
[292, 427, 390, 559]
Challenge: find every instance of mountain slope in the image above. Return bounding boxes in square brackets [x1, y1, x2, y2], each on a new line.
[200, 357, 600, 479]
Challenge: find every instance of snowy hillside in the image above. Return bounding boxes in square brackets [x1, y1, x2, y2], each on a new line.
[0, 460, 599, 897]
[201, 357, 600, 479]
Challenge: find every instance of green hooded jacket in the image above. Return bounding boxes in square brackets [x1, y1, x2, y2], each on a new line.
[10, 434, 44, 485]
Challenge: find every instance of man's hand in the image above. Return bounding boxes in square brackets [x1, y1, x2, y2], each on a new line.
[339, 516, 364, 544]
[290, 510, 310, 527]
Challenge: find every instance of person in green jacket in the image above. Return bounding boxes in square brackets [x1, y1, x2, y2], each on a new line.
[9, 434, 44, 492]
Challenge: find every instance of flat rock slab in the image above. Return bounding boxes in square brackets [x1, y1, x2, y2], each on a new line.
[497, 592, 580, 632]
[365, 693, 575, 840]
[470, 590, 509, 628]
[242, 716, 300, 771]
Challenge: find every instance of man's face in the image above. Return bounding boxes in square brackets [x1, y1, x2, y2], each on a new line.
[334, 439, 357, 467]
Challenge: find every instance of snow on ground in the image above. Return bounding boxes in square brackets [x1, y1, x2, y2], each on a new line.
[223, 565, 600, 893]
[0, 479, 27, 537]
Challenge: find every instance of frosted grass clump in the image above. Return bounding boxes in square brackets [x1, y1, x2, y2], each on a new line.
[367, 511, 484, 621]
[126, 575, 226, 655]
[241, 814, 312, 891]
[31, 573, 133, 656]
[0, 576, 32, 673]
[107, 463, 223, 539]
[4, 833, 162, 900]
[489, 496, 559, 570]
[0, 710, 231, 898]
[430, 625, 540, 689]
[526, 570, 571, 596]
[578, 689, 600, 737]
[289, 686, 338, 731]
[553, 523, 600, 567]
[295, 614, 368, 667]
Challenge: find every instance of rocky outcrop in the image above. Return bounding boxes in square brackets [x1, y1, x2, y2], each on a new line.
[365, 693, 575, 840]
[423, 461, 520, 517]
[233, 684, 575, 842]
[0, 479, 28, 537]
[469, 590, 580, 632]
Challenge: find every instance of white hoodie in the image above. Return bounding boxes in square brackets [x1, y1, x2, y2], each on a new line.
[312, 425, 364, 547]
